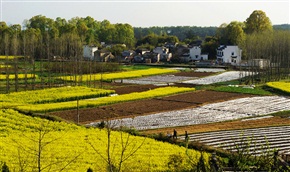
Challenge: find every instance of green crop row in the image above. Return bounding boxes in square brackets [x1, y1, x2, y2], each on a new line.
[58, 68, 179, 82]
[16, 87, 195, 113]
[0, 86, 115, 105]
[0, 109, 209, 172]
[213, 85, 273, 95]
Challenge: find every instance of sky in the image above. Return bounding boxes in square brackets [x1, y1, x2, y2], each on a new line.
[0, 0, 289, 28]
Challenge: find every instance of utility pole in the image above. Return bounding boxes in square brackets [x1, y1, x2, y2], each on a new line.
[77, 98, 79, 124]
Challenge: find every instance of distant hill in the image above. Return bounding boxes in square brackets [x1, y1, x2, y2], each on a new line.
[273, 24, 290, 30]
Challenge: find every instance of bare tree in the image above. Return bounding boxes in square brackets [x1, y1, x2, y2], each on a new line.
[87, 117, 146, 172]
[10, 122, 82, 172]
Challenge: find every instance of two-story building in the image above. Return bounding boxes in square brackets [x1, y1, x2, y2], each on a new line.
[153, 46, 171, 62]
[83, 45, 98, 60]
[189, 46, 208, 61]
[216, 45, 242, 65]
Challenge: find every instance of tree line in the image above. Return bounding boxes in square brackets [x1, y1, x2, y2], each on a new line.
[0, 15, 135, 60]
[0, 10, 290, 88]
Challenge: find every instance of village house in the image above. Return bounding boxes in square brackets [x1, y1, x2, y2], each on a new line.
[153, 46, 171, 62]
[121, 50, 135, 62]
[189, 46, 208, 61]
[143, 52, 160, 63]
[83, 45, 98, 60]
[94, 49, 115, 62]
[135, 48, 150, 56]
[216, 45, 242, 65]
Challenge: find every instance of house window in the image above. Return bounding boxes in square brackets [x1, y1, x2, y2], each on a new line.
[232, 52, 234, 55]
[195, 55, 198, 59]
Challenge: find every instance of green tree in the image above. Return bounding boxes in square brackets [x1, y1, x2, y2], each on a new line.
[115, 23, 135, 47]
[226, 21, 246, 46]
[201, 36, 219, 59]
[28, 15, 55, 34]
[245, 10, 273, 34]
[99, 20, 116, 44]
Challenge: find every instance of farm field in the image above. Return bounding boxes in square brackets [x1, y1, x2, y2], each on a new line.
[2, 66, 290, 171]
[46, 69, 290, 160]
[182, 71, 251, 85]
[48, 90, 251, 124]
[178, 125, 290, 156]
[0, 110, 208, 172]
[87, 95, 290, 130]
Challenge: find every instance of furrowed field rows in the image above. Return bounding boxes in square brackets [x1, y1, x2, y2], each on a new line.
[179, 126, 290, 156]
[89, 96, 290, 130]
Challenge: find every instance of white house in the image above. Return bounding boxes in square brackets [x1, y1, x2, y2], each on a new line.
[83, 45, 98, 60]
[153, 46, 172, 62]
[189, 46, 208, 61]
[216, 45, 242, 65]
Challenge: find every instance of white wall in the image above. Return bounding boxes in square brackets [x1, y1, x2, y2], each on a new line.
[83, 45, 98, 60]
[216, 45, 242, 65]
[189, 46, 208, 61]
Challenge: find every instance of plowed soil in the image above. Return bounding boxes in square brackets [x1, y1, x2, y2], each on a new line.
[48, 71, 257, 133]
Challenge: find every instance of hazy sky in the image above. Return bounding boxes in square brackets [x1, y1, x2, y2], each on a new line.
[1, 0, 289, 27]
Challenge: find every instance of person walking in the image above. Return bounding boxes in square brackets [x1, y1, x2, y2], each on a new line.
[173, 129, 177, 139]
[185, 131, 189, 142]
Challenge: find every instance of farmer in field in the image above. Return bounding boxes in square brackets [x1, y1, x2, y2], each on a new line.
[185, 131, 189, 142]
[173, 129, 177, 139]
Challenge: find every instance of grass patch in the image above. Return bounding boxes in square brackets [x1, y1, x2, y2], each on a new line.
[212, 85, 273, 95]
[269, 110, 290, 118]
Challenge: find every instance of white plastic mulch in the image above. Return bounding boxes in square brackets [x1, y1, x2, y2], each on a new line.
[114, 75, 197, 85]
[194, 68, 226, 72]
[87, 96, 290, 130]
[182, 71, 251, 85]
[114, 70, 249, 85]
